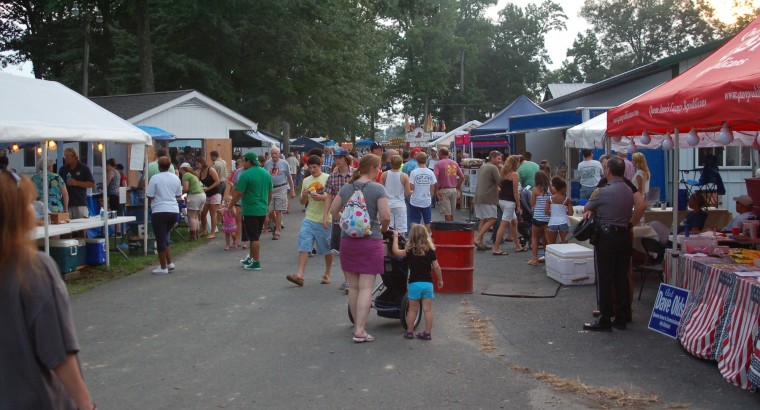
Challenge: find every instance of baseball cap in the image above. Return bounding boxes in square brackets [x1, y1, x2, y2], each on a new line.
[410, 147, 422, 157]
[179, 162, 192, 169]
[430, 146, 438, 151]
[734, 195, 753, 206]
[243, 152, 260, 166]
[333, 148, 349, 157]
[370, 142, 383, 151]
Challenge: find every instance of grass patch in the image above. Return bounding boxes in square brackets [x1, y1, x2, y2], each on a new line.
[66, 227, 206, 296]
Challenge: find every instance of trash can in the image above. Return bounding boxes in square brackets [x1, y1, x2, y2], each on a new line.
[430, 221, 475, 294]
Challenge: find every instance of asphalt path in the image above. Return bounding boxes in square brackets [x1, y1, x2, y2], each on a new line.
[70, 204, 760, 409]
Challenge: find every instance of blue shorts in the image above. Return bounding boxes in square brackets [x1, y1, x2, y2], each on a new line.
[298, 219, 331, 255]
[407, 281, 435, 300]
[548, 223, 569, 232]
[408, 205, 432, 225]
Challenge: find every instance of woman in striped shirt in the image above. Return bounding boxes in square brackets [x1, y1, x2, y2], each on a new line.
[529, 171, 551, 266]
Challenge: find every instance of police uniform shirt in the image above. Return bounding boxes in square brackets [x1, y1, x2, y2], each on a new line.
[587, 178, 633, 227]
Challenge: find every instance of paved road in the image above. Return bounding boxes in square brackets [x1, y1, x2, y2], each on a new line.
[71, 205, 760, 409]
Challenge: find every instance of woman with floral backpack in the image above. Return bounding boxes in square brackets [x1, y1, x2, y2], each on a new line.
[329, 154, 390, 343]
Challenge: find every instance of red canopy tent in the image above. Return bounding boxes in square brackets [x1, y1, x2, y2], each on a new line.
[608, 17, 760, 137]
[606, 17, 760, 248]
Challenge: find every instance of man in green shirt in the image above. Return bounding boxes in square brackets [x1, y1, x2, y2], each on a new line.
[517, 151, 539, 189]
[228, 153, 272, 271]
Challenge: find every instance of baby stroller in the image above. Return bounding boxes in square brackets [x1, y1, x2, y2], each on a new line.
[517, 186, 533, 250]
[347, 230, 422, 330]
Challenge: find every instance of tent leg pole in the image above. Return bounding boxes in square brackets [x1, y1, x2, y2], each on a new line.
[672, 130, 679, 252]
[144, 146, 149, 256]
[103, 143, 110, 271]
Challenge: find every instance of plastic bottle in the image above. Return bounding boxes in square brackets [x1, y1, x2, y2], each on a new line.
[100, 207, 105, 220]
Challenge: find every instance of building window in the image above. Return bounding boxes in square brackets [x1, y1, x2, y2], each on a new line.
[697, 146, 750, 168]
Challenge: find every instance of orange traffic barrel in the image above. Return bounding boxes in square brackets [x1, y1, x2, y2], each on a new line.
[431, 221, 475, 294]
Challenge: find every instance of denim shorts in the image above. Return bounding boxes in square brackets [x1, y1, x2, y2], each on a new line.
[298, 219, 331, 255]
[407, 281, 435, 300]
[408, 205, 432, 225]
[548, 223, 569, 232]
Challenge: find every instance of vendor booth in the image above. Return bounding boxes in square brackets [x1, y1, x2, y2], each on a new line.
[462, 95, 545, 159]
[606, 16, 760, 390]
[0, 73, 152, 269]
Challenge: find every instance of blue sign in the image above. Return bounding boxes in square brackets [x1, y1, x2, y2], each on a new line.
[648, 283, 690, 339]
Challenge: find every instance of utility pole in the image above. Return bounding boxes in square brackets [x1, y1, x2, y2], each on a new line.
[461, 49, 466, 124]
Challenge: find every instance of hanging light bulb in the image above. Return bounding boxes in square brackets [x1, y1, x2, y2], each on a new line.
[36, 146, 43, 155]
[686, 128, 700, 146]
[11, 144, 20, 153]
[718, 122, 733, 145]
[628, 139, 638, 154]
[97, 143, 104, 152]
[611, 136, 622, 143]
[639, 130, 651, 145]
[661, 133, 674, 150]
[48, 140, 57, 150]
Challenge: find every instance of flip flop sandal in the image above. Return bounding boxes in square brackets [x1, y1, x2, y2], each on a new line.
[272, 233, 280, 240]
[527, 259, 539, 266]
[320, 275, 331, 284]
[352, 334, 375, 343]
[514, 248, 528, 253]
[416, 331, 432, 340]
[403, 332, 415, 339]
[492, 250, 508, 255]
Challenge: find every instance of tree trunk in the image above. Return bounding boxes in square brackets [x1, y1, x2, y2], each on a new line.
[136, 0, 155, 93]
[460, 48, 466, 124]
[281, 121, 291, 154]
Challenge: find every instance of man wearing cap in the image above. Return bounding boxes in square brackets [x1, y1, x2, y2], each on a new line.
[723, 195, 757, 231]
[323, 149, 353, 280]
[229, 153, 273, 271]
[264, 147, 295, 240]
[32, 158, 69, 214]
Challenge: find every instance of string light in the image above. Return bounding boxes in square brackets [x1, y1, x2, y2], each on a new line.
[639, 130, 651, 145]
[717, 122, 733, 145]
[627, 139, 638, 154]
[11, 144, 20, 153]
[661, 133, 674, 150]
[686, 128, 700, 146]
[97, 143, 104, 152]
[48, 140, 57, 150]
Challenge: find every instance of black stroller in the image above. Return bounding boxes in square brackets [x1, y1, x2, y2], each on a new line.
[518, 186, 533, 250]
[347, 230, 422, 330]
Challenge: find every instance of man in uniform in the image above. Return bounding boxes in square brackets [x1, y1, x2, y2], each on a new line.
[583, 156, 645, 331]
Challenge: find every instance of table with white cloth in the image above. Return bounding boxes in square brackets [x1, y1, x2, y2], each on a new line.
[644, 207, 731, 231]
[568, 215, 658, 253]
[664, 250, 760, 389]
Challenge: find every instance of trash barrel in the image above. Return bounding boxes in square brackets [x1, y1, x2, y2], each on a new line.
[430, 221, 475, 294]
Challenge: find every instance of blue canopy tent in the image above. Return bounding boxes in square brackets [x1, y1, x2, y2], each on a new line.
[290, 136, 324, 151]
[355, 140, 374, 148]
[459, 95, 546, 156]
[137, 125, 175, 141]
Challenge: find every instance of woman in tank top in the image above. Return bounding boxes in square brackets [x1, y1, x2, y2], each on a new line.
[545, 176, 573, 245]
[492, 155, 525, 255]
[529, 171, 551, 266]
[381, 155, 411, 235]
[195, 156, 220, 239]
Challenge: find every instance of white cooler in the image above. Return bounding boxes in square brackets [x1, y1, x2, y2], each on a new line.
[545, 243, 596, 285]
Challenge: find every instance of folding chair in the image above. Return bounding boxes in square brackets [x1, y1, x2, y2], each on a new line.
[637, 237, 666, 300]
[679, 154, 725, 208]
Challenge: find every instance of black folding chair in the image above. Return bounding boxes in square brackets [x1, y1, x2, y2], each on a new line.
[637, 237, 666, 300]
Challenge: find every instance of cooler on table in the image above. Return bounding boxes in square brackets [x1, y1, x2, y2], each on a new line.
[49, 239, 79, 274]
[86, 238, 106, 266]
[545, 243, 596, 285]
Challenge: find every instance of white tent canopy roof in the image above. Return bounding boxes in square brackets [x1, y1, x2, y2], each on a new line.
[565, 112, 757, 150]
[427, 120, 483, 147]
[0, 73, 150, 145]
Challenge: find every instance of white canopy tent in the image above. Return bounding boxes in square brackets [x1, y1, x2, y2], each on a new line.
[427, 120, 483, 148]
[0, 73, 151, 268]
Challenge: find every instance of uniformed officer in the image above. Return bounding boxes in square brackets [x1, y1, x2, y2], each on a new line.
[583, 157, 645, 331]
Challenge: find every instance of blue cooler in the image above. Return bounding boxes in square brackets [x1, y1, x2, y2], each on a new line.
[76, 239, 87, 267]
[49, 239, 79, 274]
[86, 238, 106, 266]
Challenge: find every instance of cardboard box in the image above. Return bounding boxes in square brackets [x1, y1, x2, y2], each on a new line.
[49, 213, 70, 224]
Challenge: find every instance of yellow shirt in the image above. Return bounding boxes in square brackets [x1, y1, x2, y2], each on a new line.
[302, 173, 330, 223]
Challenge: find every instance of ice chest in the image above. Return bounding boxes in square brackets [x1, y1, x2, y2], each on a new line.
[545, 243, 596, 285]
[76, 239, 87, 267]
[85, 238, 106, 266]
[49, 239, 79, 274]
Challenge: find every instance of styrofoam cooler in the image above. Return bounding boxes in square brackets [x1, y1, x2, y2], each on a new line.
[545, 243, 596, 285]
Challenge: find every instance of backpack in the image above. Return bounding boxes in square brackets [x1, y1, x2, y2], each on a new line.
[340, 184, 372, 237]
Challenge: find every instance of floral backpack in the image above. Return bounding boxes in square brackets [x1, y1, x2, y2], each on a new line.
[340, 183, 372, 237]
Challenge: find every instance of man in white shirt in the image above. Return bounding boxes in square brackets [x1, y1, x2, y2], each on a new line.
[408, 152, 437, 233]
[577, 149, 603, 200]
[723, 195, 757, 231]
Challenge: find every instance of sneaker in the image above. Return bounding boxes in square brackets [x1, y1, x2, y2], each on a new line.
[152, 267, 169, 275]
[167, 263, 175, 271]
[244, 260, 261, 271]
[339, 281, 349, 291]
[240, 256, 253, 265]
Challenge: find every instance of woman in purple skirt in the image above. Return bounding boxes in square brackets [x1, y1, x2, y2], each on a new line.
[330, 154, 390, 343]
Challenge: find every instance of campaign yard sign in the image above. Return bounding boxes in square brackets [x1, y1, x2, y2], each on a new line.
[648, 283, 690, 339]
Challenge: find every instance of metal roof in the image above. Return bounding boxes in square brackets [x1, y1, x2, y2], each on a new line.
[89, 90, 194, 120]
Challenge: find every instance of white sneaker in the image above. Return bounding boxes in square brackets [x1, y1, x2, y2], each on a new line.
[152, 267, 169, 275]
[167, 263, 175, 271]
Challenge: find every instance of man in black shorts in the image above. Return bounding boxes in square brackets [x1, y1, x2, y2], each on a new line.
[227, 153, 273, 271]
